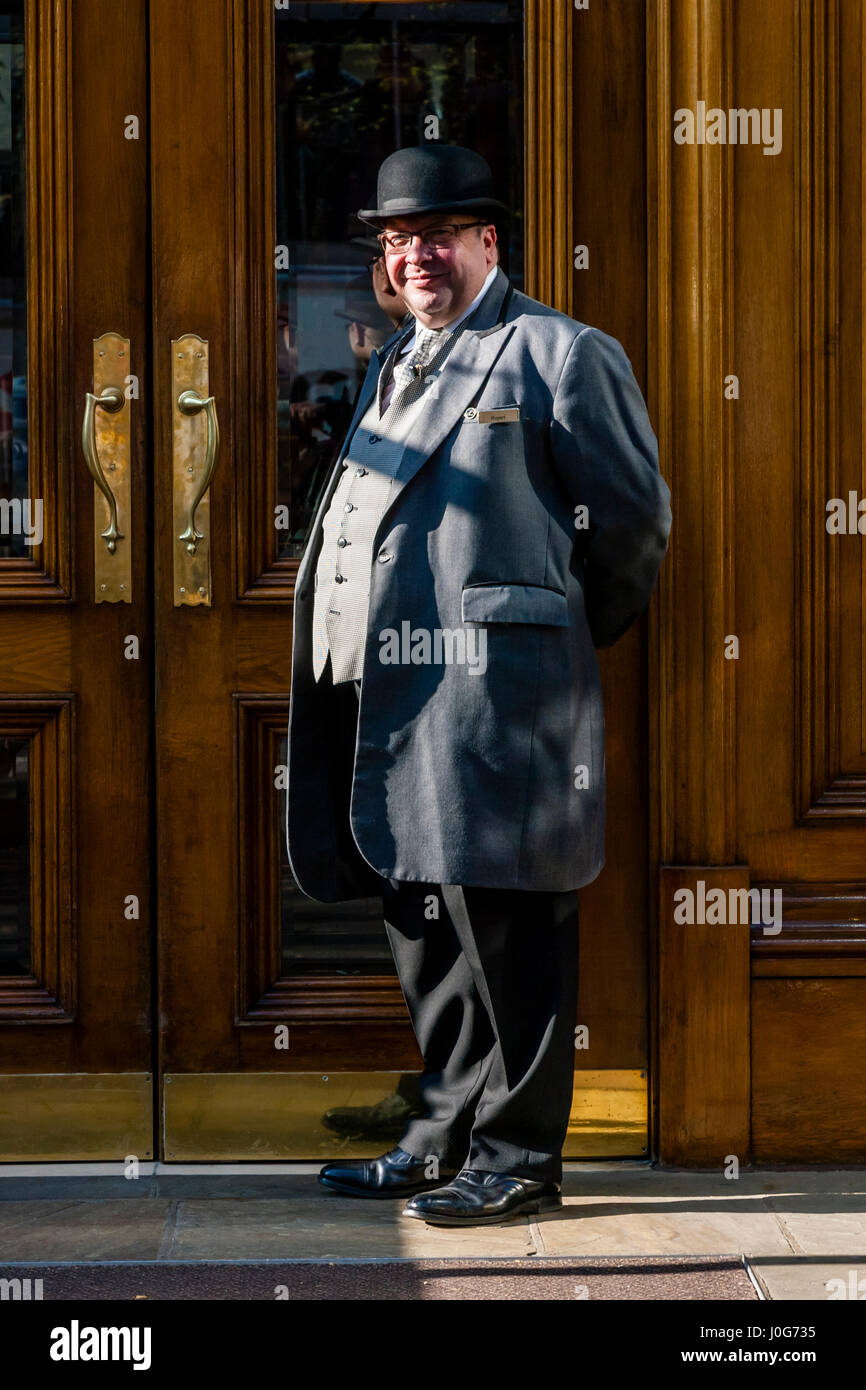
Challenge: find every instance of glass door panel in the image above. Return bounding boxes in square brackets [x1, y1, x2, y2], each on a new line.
[275, 0, 524, 556]
[274, 0, 524, 987]
[0, 3, 27, 559]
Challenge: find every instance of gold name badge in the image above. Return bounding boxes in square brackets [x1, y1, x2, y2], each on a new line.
[477, 406, 521, 424]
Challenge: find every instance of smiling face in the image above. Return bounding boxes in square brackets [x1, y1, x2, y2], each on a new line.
[379, 212, 498, 328]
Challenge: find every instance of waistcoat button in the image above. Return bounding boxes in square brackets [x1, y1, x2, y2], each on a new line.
[344, 503, 353, 513]
[334, 573, 345, 583]
[368, 434, 381, 445]
[337, 537, 348, 547]
[356, 466, 367, 476]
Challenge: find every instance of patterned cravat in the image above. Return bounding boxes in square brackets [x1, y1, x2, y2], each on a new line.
[380, 325, 452, 421]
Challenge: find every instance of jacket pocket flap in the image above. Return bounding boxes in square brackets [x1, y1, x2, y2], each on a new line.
[461, 582, 569, 626]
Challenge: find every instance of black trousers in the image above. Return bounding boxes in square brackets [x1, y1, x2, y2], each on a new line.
[328, 662, 581, 1184]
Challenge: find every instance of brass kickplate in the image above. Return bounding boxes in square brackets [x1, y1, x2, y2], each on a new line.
[0, 1074, 153, 1160]
[162, 1069, 648, 1160]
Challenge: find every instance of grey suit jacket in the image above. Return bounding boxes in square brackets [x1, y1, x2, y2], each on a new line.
[286, 268, 672, 900]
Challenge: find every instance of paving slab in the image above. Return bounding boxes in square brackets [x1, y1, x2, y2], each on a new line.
[167, 1196, 535, 1259]
[760, 1197, 866, 1256]
[0, 1200, 171, 1261]
[552, 1167, 866, 1299]
[536, 1197, 792, 1258]
[748, 1258, 866, 1302]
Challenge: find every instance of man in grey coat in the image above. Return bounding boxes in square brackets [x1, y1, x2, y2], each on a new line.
[286, 144, 672, 1225]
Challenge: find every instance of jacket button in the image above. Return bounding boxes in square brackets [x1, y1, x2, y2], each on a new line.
[297, 588, 308, 600]
[377, 550, 393, 563]
[464, 407, 478, 421]
[355, 466, 367, 476]
[368, 434, 381, 445]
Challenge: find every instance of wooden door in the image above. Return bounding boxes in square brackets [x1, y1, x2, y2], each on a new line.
[0, 0, 656, 1161]
[154, 0, 652, 1162]
[0, 0, 153, 1158]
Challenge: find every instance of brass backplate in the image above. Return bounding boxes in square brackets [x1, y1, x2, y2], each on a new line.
[0, 1074, 153, 1160]
[171, 334, 213, 607]
[92, 333, 133, 604]
[162, 1070, 648, 1161]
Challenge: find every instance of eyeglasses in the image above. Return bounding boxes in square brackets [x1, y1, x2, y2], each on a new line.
[378, 221, 488, 253]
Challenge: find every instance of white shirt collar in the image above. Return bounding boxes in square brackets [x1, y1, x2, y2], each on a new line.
[398, 264, 499, 356]
[441, 263, 499, 332]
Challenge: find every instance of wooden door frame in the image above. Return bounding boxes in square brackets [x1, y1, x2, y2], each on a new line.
[647, 0, 751, 1166]
[524, 0, 573, 313]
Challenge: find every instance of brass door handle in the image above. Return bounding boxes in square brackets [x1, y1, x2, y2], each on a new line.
[82, 386, 125, 552]
[176, 389, 220, 555]
[83, 333, 133, 604]
[172, 334, 218, 607]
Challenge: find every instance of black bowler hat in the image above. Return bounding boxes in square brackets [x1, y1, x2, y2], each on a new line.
[349, 233, 382, 254]
[349, 199, 384, 254]
[357, 144, 509, 227]
[333, 274, 388, 330]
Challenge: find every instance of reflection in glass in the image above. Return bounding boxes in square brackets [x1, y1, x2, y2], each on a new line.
[0, 736, 30, 974]
[274, 0, 524, 557]
[278, 732, 395, 975]
[0, 3, 26, 560]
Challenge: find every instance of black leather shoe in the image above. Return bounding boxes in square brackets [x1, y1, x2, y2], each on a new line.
[318, 1146, 454, 1199]
[403, 1169, 562, 1225]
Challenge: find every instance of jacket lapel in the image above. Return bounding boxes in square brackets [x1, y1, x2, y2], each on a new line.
[338, 321, 411, 469]
[391, 323, 515, 490]
[381, 267, 516, 506]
